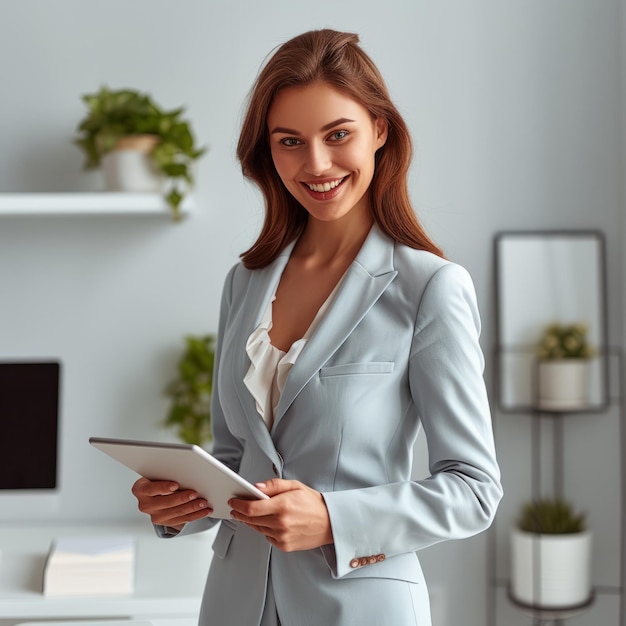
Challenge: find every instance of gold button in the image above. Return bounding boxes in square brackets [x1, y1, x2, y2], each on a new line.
[376, 554, 385, 562]
[349, 558, 360, 569]
[359, 557, 369, 567]
[368, 556, 377, 565]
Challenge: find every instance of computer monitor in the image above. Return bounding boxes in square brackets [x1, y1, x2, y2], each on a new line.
[0, 361, 60, 490]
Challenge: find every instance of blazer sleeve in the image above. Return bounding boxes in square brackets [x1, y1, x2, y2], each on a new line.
[321, 262, 502, 578]
[209, 263, 247, 473]
[169, 262, 245, 539]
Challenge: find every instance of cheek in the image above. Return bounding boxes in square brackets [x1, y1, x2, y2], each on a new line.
[345, 141, 377, 173]
[271, 150, 297, 182]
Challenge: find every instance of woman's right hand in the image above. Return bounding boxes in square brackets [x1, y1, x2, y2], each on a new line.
[131, 477, 212, 531]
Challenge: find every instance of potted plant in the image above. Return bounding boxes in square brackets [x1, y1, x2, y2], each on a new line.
[74, 86, 206, 220]
[535, 322, 595, 410]
[510, 498, 592, 609]
[164, 335, 215, 447]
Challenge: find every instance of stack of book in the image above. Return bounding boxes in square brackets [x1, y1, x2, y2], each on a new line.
[43, 535, 135, 596]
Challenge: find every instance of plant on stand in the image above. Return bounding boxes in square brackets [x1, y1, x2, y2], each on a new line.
[510, 498, 592, 610]
[535, 323, 595, 410]
[74, 86, 206, 220]
[164, 335, 215, 447]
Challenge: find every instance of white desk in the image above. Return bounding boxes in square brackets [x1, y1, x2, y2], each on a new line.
[0, 522, 216, 623]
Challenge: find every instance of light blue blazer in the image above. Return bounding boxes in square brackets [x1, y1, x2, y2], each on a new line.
[176, 224, 502, 626]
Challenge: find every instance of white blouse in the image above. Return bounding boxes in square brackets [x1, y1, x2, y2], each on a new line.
[243, 279, 343, 430]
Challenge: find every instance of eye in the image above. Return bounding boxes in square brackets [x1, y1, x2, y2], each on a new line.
[279, 137, 302, 147]
[328, 130, 349, 141]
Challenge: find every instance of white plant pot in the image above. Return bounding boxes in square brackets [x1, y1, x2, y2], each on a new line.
[101, 135, 164, 192]
[510, 528, 592, 609]
[536, 359, 589, 410]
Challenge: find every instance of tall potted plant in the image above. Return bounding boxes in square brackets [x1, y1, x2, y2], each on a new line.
[74, 86, 206, 220]
[535, 323, 595, 410]
[510, 498, 592, 609]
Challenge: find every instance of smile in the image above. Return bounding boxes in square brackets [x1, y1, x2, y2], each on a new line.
[303, 177, 346, 193]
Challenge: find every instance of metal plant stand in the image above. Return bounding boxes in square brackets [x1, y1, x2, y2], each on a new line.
[487, 347, 624, 626]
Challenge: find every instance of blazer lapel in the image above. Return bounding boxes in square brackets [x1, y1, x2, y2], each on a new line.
[272, 225, 397, 430]
[231, 241, 295, 462]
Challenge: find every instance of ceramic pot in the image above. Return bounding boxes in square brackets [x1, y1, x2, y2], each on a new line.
[101, 134, 164, 192]
[510, 527, 592, 609]
[536, 359, 589, 410]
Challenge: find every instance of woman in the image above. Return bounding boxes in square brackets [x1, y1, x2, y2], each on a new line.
[133, 29, 502, 625]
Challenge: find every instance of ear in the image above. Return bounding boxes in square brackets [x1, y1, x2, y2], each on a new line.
[374, 117, 389, 149]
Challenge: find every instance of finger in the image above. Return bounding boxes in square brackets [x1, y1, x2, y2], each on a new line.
[229, 495, 276, 517]
[139, 489, 205, 514]
[132, 477, 180, 497]
[150, 500, 212, 527]
[230, 479, 304, 516]
[150, 502, 211, 530]
[254, 478, 302, 497]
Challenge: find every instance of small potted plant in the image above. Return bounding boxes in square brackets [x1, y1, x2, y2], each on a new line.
[164, 335, 215, 447]
[510, 498, 592, 609]
[74, 86, 206, 220]
[535, 322, 595, 410]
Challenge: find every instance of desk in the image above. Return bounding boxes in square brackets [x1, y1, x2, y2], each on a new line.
[0, 522, 216, 623]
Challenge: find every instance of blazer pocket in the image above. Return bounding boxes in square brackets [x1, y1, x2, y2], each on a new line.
[212, 520, 236, 559]
[319, 362, 394, 378]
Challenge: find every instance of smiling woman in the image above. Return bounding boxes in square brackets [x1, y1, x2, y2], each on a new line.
[130, 29, 502, 626]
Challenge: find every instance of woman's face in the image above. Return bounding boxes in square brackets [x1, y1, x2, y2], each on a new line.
[267, 82, 387, 225]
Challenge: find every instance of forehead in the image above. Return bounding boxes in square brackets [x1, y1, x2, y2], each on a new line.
[267, 82, 370, 130]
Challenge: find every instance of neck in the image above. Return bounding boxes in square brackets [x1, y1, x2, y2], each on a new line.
[295, 211, 374, 263]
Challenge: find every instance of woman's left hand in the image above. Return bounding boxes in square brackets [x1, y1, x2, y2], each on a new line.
[229, 478, 333, 552]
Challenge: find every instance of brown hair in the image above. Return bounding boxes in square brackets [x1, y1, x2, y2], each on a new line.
[237, 29, 444, 268]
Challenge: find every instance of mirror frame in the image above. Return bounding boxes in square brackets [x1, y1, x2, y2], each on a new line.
[494, 230, 609, 413]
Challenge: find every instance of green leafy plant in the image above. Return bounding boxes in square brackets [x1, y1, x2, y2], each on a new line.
[537, 323, 595, 360]
[74, 86, 206, 220]
[517, 498, 587, 534]
[164, 335, 215, 446]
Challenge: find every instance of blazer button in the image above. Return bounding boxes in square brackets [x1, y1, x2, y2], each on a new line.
[376, 554, 386, 562]
[359, 557, 369, 567]
[349, 558, 360, 569]
[368, 556, 377, 565]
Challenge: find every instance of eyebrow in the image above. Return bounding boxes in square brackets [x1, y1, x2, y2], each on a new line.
[270, 117, 356, 135]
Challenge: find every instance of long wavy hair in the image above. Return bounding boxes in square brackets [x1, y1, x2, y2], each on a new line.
[237, 29, 444, 268]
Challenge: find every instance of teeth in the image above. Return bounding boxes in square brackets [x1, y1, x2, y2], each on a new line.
[306, 178, 343, 193]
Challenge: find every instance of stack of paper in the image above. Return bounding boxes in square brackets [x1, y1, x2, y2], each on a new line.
[43, 535, 135, 596]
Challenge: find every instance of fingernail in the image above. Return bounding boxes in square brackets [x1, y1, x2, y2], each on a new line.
[169, 484, 178, 492]
[256, 482, 266, 489]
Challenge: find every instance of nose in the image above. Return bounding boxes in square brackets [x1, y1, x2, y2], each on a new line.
[303, 141, 332, 176]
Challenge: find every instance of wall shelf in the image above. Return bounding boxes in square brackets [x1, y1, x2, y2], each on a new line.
[0, 192, 195, 217]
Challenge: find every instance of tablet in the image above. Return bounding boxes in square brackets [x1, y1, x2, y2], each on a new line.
[89, 436, 269, 519]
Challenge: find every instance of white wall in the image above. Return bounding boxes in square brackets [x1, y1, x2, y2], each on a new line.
[0, 2, 624, 625]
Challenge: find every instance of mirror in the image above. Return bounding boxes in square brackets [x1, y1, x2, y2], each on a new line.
[495, 231, 608, 412]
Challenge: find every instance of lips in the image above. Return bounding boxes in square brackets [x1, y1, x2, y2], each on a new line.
[301, 176, 347, 200]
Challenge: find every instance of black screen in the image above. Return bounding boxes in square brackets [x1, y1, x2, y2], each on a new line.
[0, 362, 60, 489]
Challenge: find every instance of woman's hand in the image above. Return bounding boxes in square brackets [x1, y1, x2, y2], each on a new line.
[131, 477, 212, 531]
[228, 479, 333, 551]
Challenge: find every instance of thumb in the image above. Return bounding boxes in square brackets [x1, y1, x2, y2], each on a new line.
[255, 478, 301, 497]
